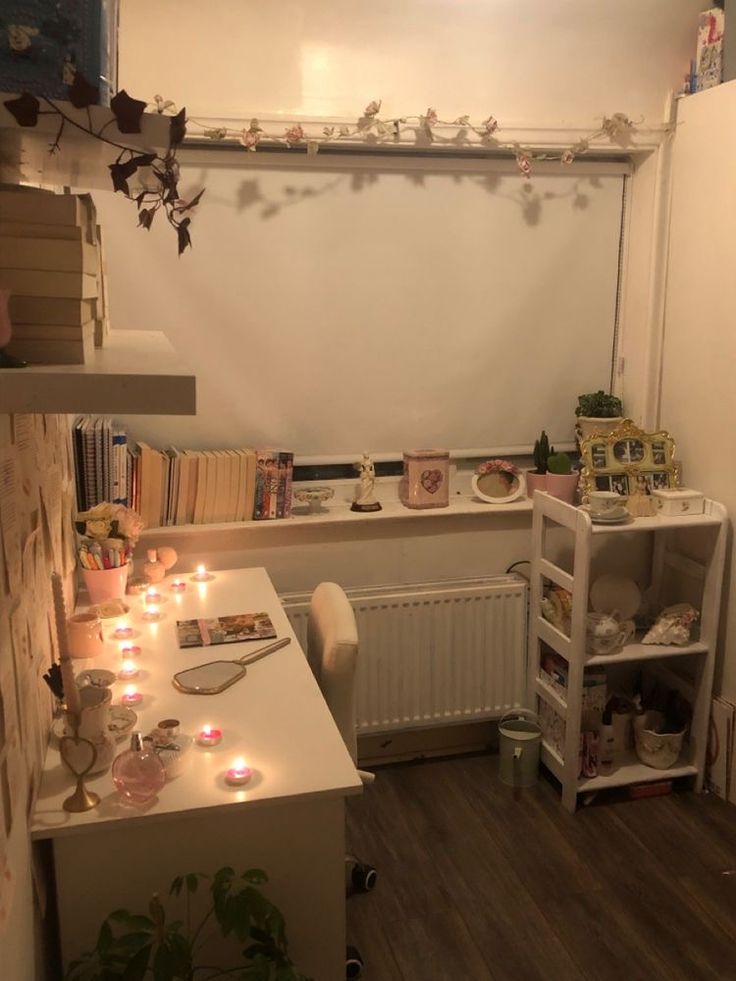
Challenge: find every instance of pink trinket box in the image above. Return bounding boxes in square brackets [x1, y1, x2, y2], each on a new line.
[400, 449, 450, 509]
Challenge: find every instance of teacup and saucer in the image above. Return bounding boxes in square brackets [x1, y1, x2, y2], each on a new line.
[588, 490, 629, 523]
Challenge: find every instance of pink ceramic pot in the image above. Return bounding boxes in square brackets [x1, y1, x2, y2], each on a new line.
[525, 471, 547, 498]
[545, 472, 579, 505]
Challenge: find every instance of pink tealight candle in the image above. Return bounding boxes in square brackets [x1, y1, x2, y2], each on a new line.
[191, 564, 214, 582]
[144, 588, 162, 604]
[120, 643, 141, 658]
[225, 757, 252, 786]
[170, 579, 187, 592]
[197, 725, 222, 747]
[122, 685, 142, 706]
[113, 622, 134, 639]
[142, 604, 162, 622]
[118, 660, 139, 681]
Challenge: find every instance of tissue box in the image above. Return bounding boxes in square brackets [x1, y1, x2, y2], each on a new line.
[400, 449, 449, 509]
[651, 487, 704, 516]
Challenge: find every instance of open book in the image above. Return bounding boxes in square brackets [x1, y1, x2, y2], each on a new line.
[176, 612, 277, 649]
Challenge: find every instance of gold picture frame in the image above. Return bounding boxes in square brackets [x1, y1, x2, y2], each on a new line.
[579, 419, 679, 502]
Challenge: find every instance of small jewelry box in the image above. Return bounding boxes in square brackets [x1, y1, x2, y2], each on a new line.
[651, 487, 704, 516]
[400, 449, 449, 509]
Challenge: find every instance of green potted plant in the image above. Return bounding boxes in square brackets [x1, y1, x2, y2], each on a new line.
[526, 430, 554, 497]
[575, 390, 624, 444]
[64, 866, 311, 981]
[545, 451, 579, 505]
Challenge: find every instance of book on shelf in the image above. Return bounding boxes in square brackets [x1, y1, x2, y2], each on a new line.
[0, 236, 100, 274]
[176, 612, 277, 649]
[6, 321, 94, 364]
[0, 187, 93, 227]
[0, 268, 98, 299]
[8, 295, 96, 326]
[255, 449, 294, 520]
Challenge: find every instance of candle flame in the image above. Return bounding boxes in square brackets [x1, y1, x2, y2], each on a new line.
[202, 725, 212, 736]
[125, 684, 137, 697]
[197, 564, 206, 576]
[232, 756, 246, 771]
[122, 660, 135, 674]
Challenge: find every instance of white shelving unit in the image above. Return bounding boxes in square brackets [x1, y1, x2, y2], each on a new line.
[528, 492, 727, 812]
[0, 330, 196, 416]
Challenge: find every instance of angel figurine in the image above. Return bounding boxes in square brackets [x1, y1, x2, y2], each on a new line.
[351, 453, 382, 513]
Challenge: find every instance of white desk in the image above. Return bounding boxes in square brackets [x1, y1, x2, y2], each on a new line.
[32, 567, 362, 981]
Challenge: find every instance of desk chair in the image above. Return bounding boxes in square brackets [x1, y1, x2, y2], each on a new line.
[308, 581, 377, 980]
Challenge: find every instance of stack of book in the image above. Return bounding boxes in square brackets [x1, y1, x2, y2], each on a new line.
[0, 186, 108, 364]
[71, 418, 294, 528]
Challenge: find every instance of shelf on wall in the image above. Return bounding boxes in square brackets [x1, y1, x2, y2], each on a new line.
[0, 330, 196, 415]
[0, 92, 172, 191]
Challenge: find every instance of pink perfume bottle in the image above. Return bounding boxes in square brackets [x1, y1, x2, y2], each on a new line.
[112, 732, 166, 803]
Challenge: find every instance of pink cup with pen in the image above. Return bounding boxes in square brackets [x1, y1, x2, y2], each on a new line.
[82, 566, 129, 604]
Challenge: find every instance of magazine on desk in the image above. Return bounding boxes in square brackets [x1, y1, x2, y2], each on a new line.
[176, 612, 277, 649]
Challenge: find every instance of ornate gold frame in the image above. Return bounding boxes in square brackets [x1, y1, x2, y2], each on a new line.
[579, 418, 679, 502]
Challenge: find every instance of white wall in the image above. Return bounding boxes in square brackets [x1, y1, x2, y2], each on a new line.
[660, 82, 736, 710]
[118, 0, 701, 126]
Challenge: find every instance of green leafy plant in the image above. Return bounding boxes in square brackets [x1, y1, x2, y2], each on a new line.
[532, 430, 555, 474]
[575, 391, 623, 418]
[64, 867, 312, 981]
[547, 452, 573, 475]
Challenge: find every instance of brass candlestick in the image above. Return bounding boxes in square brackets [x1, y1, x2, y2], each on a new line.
[59, 714, 100, 813]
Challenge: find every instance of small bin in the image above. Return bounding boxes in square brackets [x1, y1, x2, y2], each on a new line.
[498, 709, 542, 788]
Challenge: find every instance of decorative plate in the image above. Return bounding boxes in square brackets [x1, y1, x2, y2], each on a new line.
[88, 599, 130, 619]
[75, 668, 116, 689]
[293, 486, 335, 514]
[589, 574, 642, 620]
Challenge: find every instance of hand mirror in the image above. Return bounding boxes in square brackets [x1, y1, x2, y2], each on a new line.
[172, 637, 290, 694]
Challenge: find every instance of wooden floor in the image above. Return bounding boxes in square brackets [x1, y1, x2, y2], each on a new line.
[346, 753, 736, 981]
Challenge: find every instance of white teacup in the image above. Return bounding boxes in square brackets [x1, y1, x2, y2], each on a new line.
[588, 491, 628, 520]
[585, 612, 635, 655]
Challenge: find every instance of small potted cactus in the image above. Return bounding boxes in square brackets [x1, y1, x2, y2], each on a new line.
[545, 451, 579, 504]
[526, 430, 553, 497]
[575, 390, 624, 444]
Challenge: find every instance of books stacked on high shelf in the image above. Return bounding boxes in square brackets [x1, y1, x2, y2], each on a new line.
[69, 418, 277, 527]
[0, 186, 108, 364]
[254, 450, 294, 520]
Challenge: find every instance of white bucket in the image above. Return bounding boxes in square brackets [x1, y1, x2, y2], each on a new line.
[499, 709, 542, 788]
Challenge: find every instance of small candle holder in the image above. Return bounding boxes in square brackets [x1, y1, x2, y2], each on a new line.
[197, 725, 222, 748]
[112, 623, 134, 640]
[191, 565, 214, 583]
[225, 757, 252, 786]
[121, 685, 142, 707]
[118, 660, 139, 681]
[144, 588, 163, 605]
[120, 643, 141, 658]
[142, 605, 162, 622]
[170, 579, 187, 593]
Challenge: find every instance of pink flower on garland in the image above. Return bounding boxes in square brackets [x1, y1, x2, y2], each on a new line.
[560, 149, 575, 165]
[240, 129, 261, 151]
[424, 108, 438, 127]
[285, 124, 305, 145]
[364, 99, 382, 117]
[516, 151, 532, 177]
[476, 459, 519, 476]
[482, 115, 498, 136]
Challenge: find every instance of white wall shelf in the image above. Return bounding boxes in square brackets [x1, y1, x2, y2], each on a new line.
[0, 92, 171, 191]
[0, 330, 196, 415]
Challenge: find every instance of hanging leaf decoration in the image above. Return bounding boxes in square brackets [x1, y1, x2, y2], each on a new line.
[3, 92, 40, 127]
[110, 90, 148, 134]
[138, 208, 156, 230]
[169, 108, 187, 148]
[176, 217, 192, 255]
[67, 72, 100, 108]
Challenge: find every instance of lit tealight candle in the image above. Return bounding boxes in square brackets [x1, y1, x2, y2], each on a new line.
[191, 564, 214, 582]
[142, 605, 162, 622]
[144, 588, 162, 604]
[118, 660, 139, 681]
[120, 643, 141, 658]
[121, 685, 142, 706]
[113, 622, 134, 639]
[170, 579, 187, 592]
[225, 756, 252, 786]
[197, 725, 223, 747]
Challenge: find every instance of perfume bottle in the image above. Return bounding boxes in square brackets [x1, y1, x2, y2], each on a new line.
[112, 732, 166, 804]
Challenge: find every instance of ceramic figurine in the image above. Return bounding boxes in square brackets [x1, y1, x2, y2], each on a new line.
[142, 548, 166, 583]
[157, 546, 178, 572]
[351, 453, 382, 513]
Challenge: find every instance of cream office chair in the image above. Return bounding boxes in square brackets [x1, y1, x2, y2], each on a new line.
[308, 582, 377, 980]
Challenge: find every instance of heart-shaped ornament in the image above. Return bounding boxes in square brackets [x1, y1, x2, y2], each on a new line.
[421, 469, 443, 494]
[60, 734, 98, 778]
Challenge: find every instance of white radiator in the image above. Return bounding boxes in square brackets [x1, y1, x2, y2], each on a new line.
[279, 575, 527, 735]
